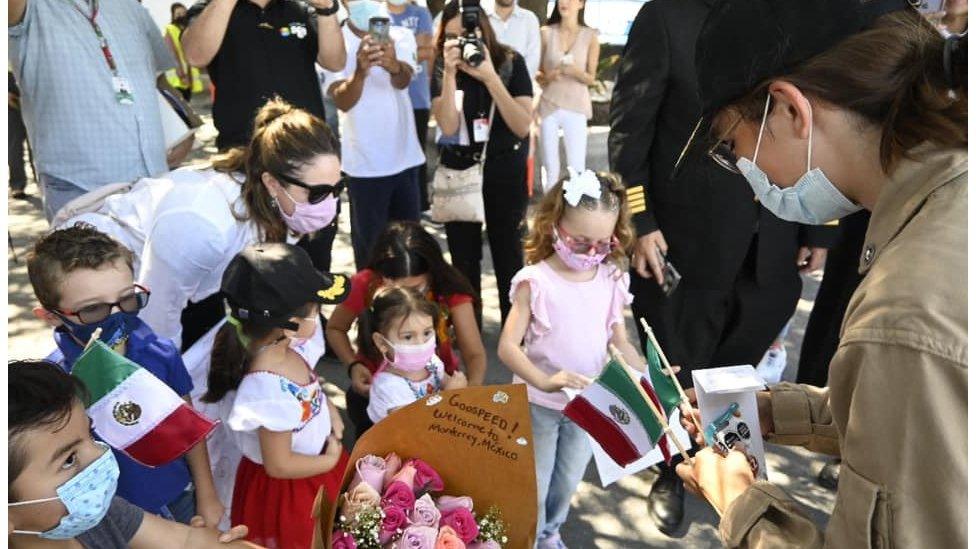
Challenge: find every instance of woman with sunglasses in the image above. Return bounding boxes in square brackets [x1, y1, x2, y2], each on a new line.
[62, 98, 344, 353]
[673, 2, 967, 547]
[431, 0, 534, 325]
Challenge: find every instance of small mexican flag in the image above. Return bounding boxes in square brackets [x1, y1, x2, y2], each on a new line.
[645, 338, 683, 420]
[564, 358, 672, 467]
[72, 340, 217, 467]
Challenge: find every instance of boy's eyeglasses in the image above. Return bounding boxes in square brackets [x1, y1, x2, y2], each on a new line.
[54, 285, 151, 325]
[555, 225, 618, 255]
[275, 172, 345, 204]
[709, 141, 741, 174]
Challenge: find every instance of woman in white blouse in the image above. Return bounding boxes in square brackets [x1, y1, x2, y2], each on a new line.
[64, 98, 344, 351]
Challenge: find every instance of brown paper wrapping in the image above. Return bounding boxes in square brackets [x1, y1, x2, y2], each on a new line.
[313, 384, 537, 547]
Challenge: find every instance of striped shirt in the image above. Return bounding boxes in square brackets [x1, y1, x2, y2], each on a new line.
[9, 0, 176, 191]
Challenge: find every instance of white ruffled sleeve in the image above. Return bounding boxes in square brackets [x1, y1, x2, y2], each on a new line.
[606, 266, 634, 337]
[227, 374, 303, 433]
[508, 265, 551, 338]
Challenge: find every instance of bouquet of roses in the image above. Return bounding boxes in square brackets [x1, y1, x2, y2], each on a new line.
[332, 453, 509, 549]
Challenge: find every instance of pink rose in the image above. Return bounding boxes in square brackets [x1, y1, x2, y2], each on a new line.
[383, 452, 403, 489]
[410, 493, 442, 528]
[350, 454, 387, 493]
[434, 526, 466, 549]
[467, 542, 502, 549]
[332, 530, 358, 549]
[379, 505, 410, 545]
[394, 525, 439, 549]
[435, 495, 473, 513]
[439, 508, 479, 544]
[339, 482, 381, 522]
[382, 481, 416, 511]
[391, 463, 417, 488]
[409, 459, 444, 494]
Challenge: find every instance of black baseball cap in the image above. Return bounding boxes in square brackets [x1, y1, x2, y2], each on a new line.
[673, 0, 910, 174]
[221, 243, 350, 330]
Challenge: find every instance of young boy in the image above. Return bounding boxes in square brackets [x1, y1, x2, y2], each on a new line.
[7, 359, 255, 548]
[26, 224, 224, 526]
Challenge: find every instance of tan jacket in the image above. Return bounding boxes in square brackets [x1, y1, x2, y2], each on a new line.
[720, 145, 968, 548]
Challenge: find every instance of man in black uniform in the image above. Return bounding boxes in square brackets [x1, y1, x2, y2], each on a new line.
[608, 0, 835, 535]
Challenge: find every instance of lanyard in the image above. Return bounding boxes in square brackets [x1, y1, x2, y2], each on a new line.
[69, 0, 134, 104]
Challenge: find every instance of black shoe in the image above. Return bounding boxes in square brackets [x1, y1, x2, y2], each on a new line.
[647, 465, 685, 536]
[817, 459, 841, 491]
[11, 189, 28, 199]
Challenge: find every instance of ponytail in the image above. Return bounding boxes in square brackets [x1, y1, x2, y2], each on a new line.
[725, 10, 966, 173]
[202, 316, 275, 403]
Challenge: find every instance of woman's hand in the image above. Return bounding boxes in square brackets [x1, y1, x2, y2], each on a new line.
[679, 389, 774, 446]
[542, 370, 591, 392]
[675, 448, 756, 515]
[458, 49, 498, 84]
[536, 67, 560, 87]
[443, 38, 462, 76]
[350, 362, 372, 397]
[355, 36, 382, 76]
[443, 370, 468, 391]
[376, 41, 401, 75]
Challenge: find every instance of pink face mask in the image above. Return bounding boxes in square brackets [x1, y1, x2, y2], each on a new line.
[278, 190, 338, 235]
[380, 335, 436, 372]
[553, 235, 608, 271]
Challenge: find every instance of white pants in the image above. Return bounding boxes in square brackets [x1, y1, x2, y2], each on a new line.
[539, 108, 588, 191]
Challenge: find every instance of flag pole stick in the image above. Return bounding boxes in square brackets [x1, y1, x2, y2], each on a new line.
[639, 318, 706, 436]
[84, 328, 103, 351]
[609, 344, 690, 463]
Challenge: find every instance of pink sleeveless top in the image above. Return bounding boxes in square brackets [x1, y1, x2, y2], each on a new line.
[539, 24, 596, 120]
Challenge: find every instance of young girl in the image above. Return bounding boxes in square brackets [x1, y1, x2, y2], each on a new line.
[326, 221, 485, 436]
[498, 170, 645, 549]
[362, 286, 468, 423]
[203, 243, 348, 549]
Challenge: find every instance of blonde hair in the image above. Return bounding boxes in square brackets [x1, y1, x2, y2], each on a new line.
[524, 171, 635, 271]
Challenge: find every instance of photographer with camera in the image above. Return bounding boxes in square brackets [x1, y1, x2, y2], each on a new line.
[431, 0, 534, 325]
[326, 0, 426, 269]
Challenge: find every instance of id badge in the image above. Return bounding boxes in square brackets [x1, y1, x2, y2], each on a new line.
[472, 117, 490, 143]
[112, 76, 135, 105]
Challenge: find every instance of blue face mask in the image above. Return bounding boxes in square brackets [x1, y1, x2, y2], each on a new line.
[736, 94, 862, 225]
[347, 0, 386, 32]
[10, 442, 120, 540]
[56, 310, 138, 347]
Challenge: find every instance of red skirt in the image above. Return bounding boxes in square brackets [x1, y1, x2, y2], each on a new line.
[231, 450, 350, 549]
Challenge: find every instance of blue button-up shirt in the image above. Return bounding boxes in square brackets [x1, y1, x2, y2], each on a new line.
[8, 0, 176, 191]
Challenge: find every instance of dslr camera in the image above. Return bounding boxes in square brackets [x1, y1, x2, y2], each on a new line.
[458, 0, 485, 67]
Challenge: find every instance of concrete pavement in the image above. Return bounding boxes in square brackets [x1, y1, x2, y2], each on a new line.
[6, 115, 836, 547]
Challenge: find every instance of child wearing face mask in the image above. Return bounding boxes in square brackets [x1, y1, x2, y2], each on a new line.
[497, 170, 646, 549]
[362, 286, 468, 423]
[202, 243, 349, 549]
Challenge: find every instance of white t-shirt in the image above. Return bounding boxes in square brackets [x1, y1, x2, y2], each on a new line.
[324, 24, 425, 178]
[225, 365, 332, 464]
[367, 356, 446, 423]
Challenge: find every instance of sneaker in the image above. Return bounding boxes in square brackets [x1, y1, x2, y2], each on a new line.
[756, 343, 787, 384]
[11, 189, 28, 200]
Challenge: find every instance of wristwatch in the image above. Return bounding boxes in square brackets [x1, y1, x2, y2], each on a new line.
[314, 1, 339, 16]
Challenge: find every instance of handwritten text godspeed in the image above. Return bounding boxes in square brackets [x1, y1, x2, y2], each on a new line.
[427, 394, 523, 461]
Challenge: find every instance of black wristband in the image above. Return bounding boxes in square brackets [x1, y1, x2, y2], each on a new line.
[347, 360, 365, 378]
[315, 1, 339, 16]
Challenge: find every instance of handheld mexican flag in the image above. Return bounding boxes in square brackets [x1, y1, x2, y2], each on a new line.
[72, 340, 217, 467]
[563, 358, 673, 467]
[645, 339, 683, 420]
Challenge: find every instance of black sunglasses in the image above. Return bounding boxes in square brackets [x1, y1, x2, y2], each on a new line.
[276, 172, 345, 204]
[54, 284, 151, 325]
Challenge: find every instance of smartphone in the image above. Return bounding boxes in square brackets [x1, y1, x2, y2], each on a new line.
[369, 16, 391, 44]
[656, 248, 682, 297]
[909, 0, 945, 14]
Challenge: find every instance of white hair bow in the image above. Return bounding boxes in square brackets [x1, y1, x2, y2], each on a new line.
[562, 169, 601, 207]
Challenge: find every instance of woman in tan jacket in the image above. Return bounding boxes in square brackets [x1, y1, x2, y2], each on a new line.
[673, 1, 967, 547]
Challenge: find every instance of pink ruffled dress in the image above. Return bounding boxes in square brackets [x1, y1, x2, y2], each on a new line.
[509, 260, 633, 410]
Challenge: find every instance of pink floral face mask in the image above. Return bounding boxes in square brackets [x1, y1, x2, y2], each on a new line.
[552, 228, 611, 271]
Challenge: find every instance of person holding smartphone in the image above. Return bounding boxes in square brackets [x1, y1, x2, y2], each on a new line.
[326, 0, 425, 269]
[431, 0, 534, 325]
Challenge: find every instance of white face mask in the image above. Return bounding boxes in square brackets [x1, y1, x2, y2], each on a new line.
[735, 94, 862, 225]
